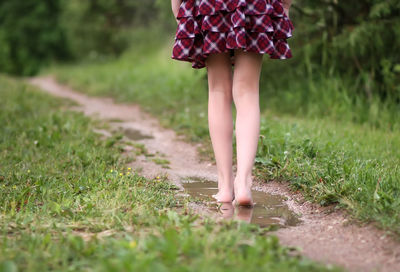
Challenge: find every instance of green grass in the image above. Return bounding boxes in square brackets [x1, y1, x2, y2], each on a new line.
[0, 75, 337, 271]
[254, 113, 400, 233]
[50, 28, 210, 143]
[259, 70, 400, 131]
[48, 27, 400, 236]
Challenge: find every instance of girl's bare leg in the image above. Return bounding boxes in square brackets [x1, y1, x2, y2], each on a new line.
[232, 49, 263, 206]
[205, 52, 235, 202]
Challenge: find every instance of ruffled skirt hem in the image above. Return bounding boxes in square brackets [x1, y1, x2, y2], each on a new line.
[171, 0, 294, 69]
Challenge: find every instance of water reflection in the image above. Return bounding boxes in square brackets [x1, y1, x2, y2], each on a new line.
[182, 180, 301, 228]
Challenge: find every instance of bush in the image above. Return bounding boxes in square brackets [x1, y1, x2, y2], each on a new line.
[60, 0, 175, 60]
[290, 0, 400, 100]
[0, 0, 175, 75]
[0, 0, 68, 76]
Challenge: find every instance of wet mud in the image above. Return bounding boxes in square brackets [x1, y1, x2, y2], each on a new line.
[123, 127, 153, 140]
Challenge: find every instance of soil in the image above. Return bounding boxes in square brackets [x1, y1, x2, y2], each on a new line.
[29, 76, 400, 272]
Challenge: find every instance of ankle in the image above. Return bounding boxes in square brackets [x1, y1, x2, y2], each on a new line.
[234, 174, 252, 188]
[217, 175, 234, 188]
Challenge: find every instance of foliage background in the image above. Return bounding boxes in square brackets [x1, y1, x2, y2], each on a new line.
[0, 0, 399, 125]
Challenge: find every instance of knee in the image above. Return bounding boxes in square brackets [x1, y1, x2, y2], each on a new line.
[208, 81, 233, 100]
[232, 79, 259, 100]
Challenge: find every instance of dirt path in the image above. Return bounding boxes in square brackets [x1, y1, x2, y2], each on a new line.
[29, 76, 400, 272]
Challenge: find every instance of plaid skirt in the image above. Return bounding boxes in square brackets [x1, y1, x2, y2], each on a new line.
[171, 0, 294, 69]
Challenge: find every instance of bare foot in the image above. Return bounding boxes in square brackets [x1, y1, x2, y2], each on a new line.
[233, 176, 253, 206]
[212, 188, 234, 202]
[212, 177, 234, 202]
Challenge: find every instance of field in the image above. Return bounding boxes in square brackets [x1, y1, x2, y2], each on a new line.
[0, 76, 338, 271]
[50, 28, 400, 236]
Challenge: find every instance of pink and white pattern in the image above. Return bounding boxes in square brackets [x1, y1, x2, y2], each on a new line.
[171, 0, 294, 69]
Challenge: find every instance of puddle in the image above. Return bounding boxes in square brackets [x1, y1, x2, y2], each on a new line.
[122, 127, 153, 140]
[182, 180, 301, 228]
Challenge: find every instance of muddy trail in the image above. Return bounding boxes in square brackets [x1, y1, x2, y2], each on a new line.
[29, 76, 400, 272]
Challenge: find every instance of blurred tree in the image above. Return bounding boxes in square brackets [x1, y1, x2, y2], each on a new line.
[1, 0, 398, 98]
[0, 0, 172, 75]
[155, 0, 178, 30]
[292, 0, 400, 100]
[0, 0, 68, 75]
[61, 0, 168, 59]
